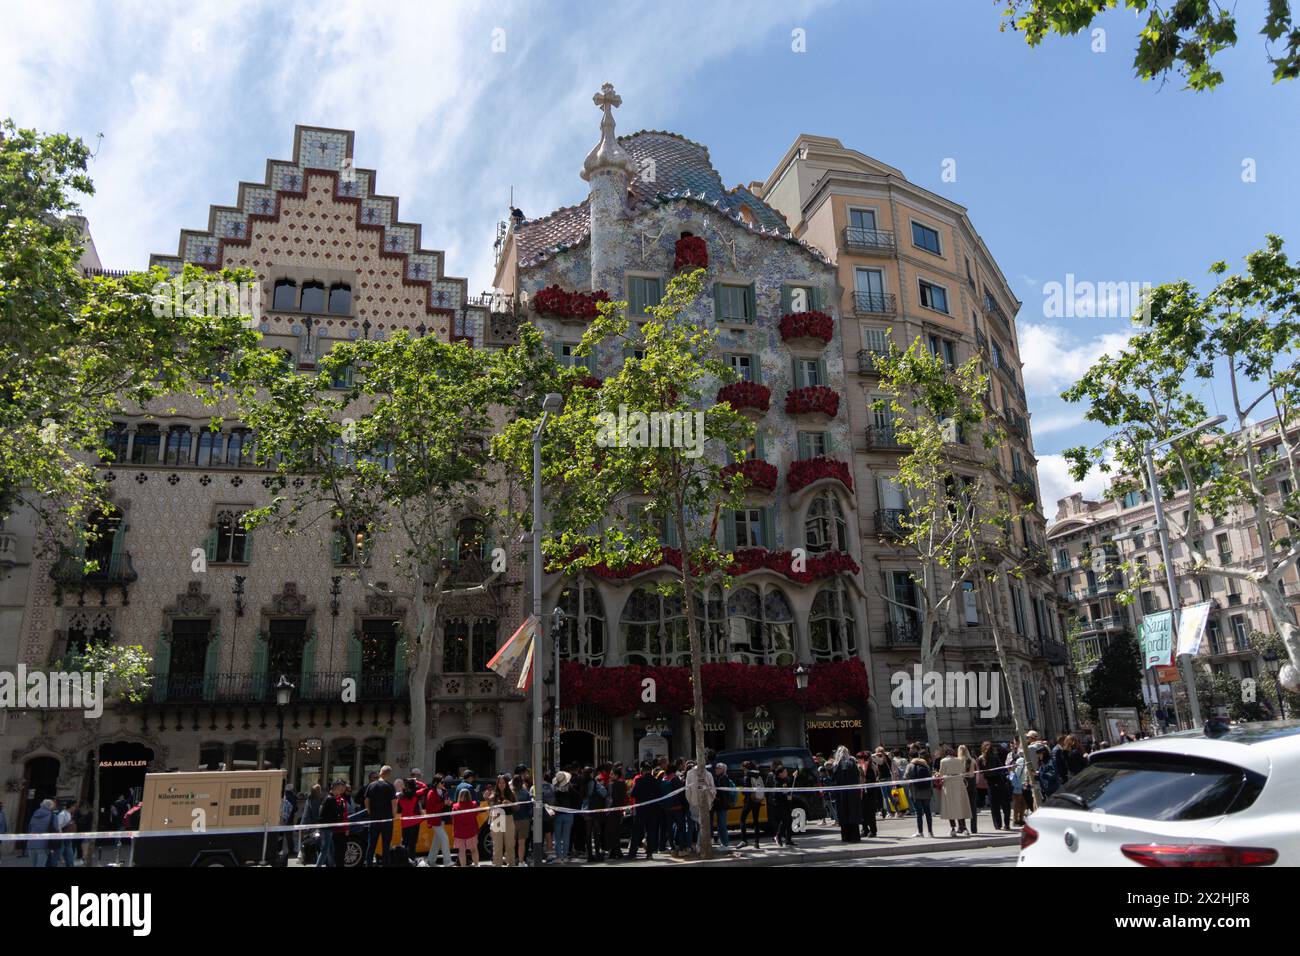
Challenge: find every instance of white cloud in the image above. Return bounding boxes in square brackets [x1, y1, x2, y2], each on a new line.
[1027, 409, 1084, 437]
[0, 0, 835, 292]
[1038, 452, 1112, 522]
[1018, 322, 1133, 396]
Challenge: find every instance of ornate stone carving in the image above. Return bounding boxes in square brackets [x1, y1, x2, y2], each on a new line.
[164, 582, 220, 622]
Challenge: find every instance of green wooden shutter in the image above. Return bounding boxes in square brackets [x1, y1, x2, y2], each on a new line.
[712, 283, 723, 320]
[650, 277, 663, 309]
[301, 630, 317, 692]
[346, 630, 362, 675]
[108, 521, 126, 577]
[251, 631, 269, 698]
[797, 432, 811, 460]
[203, 629, 221, 701]
[760, 507, 774, 550]
[745, 283, 756, 322]
[811, 286, 824, 312]
[780, 285, 793, 314]
[203, 528, 216, 562]
[330, 531, 343, 565]
[825, 430, 838, 453]
[242, 529, 252, 563]
[750, 353, 762, 384]
[817, 358, 828, 386]
[628, 278, 644, 317]
[791, 356, 801, 389]
[755, 431, 766, 460]
[723, 511, 738, 551]
[153, 630, 171, 702]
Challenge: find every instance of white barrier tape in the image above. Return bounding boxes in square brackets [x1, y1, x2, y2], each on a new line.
[725, 763, 1014, 797]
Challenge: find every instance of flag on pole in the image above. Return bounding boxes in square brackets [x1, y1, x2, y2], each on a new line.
[488, 615, 536, 691]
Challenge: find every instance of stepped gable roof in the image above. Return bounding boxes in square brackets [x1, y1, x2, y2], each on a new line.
[515, 129, 829, 269]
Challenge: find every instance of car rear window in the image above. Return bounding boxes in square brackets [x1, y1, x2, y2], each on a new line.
[1045, 753, 1266, 821]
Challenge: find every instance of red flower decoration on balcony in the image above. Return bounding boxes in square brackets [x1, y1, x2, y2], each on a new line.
[717, 381, 771, 413]
[673, 235, 708, 271]
[531, 284, 610, 320]
[785, 385, 840, 418]
[559, 659, 869, 717]
[720, 459, 778, 492]
[729, 548, 860, 583]
[778, 310, 834, 344]
[787, 456, 853, 493]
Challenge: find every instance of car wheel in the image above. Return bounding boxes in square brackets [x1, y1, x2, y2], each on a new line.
[478, 824, 493, 860]
[343, 839, 364, 868]
[791, 807, 808, 834]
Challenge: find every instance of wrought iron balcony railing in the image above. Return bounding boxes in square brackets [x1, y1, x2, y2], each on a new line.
[865, 424, 906, 450]
[886, 619, 922, 646]
[843, 227, 896, 253]
[856, 347, 888, 375]
[853, 291, 897, 315]
[875, 508, 909, 537]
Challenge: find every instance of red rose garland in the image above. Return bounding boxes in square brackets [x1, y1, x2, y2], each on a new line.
[719, 459, 779, 492]
[787, 456, 853, 493]
[785, 385, 840, 417]
[778, 310, 834, 344]
[532, 284, 610, 320]
[717, 381, 771, 412]
[673, 235, 709, 271]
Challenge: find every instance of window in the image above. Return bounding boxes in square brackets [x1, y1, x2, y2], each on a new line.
[1216, 533, 1233, 564]
[164, 426, 192, 466]
[795, 357, 824, 388]
[299, 281, 325, 313]
[714, 283, 755, 323]
[862, 327, 890, 355]
[332, 525, 372, 566]
[962, 581, 979, 625]
[918, 279, 949, 314]
[627, 275, 663, 316]
[442, 618, 498, 673]
[797, 431, 830, 459]
[556, 343, 590, 369]
[810, 581, 857, 662]
[266, 618, 308, 680]
[210, 510, 251, 564]
[1045, 754, 1264, 821]
[225, 428, 254, 468]
[622, 589, 690, 667]
[805, 491, 848, 553]
[557, 583, 605, 666]
[784, 284, 815, 313]
[1230, 615, 1249, 649]
[272, 279, 297, 312]
[328, 283, 352, 315]
[849, 207, 877, 234]
[990, 341, 1003, 370]
[928, 335, 956, 368]
[1123, 490, 1143, 509]
[455, 517, 488, 562]
[195, 429, 224, 467]
[329, 361, 354, 389]
[130, 424, 161, 465]
[727, 353, 755, 382]
[911, 221, 942, 255]
[1141, 590, 1157, 614]
[63, 610, 113, 660]
[889, 571, 921, 637]
[724, 585, 795, 666]
[102, 422, 129, 463]
[732, 508, 767, 548]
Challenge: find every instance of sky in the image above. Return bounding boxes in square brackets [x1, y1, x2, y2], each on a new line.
[3, 0, 1297, 516]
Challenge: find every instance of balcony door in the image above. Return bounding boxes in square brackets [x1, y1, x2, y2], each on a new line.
[168, 619, 212, 701]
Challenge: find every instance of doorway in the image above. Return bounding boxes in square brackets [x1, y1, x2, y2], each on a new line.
[435, 738, 495, 779]
[95, 741, 154, 828]
[559, 730, 595, 768]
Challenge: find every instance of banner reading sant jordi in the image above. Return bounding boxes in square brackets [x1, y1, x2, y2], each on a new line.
[1139, 610, 1174, 668]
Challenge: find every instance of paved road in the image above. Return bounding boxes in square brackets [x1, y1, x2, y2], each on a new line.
[775, 845, 1019, 867]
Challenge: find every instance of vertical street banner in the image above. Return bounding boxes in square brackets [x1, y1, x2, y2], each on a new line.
[488, 615, 536, 690]
[1139, 610, 1174, 668]
[1176, 601, 1212, 657]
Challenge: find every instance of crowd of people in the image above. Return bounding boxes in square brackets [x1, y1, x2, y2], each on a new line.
[9, 729, 1116, 867]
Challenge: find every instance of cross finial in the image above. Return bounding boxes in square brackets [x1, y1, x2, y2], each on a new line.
[582, 82, 634, 183]
[593, 82, 621, 112]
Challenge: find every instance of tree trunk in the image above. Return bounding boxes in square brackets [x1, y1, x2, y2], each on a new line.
[976, 575, 1044, 810]
[406, 599, 439, 776]
[1254, 575, 1300, 686]
[921, 617, 940, 747]
[677, 517, 711, 860]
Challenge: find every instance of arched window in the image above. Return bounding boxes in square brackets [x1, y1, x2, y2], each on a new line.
[557, 582, 606, 665]
[328, 283, 352, 315]
[164, 426, 191, 466]
[299, 281, 325, 313]
[621, 588, 689, 666]
[225, 428, 253, 468]
[272, 279, 297, 312]
[805, 491, 848, 554]
[691, 586, 726, 661]
[725, 585, 795, 665]
[195, 428, 223, 467]
[455, 517, 487, 562]
[442, 618, 498, 673]
[810, 581, 858, 662]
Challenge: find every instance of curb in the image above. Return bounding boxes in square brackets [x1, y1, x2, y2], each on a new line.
[647, 833, 1022, 867]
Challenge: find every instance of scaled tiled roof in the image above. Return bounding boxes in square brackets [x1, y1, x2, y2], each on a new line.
[515, 130, 827, 268]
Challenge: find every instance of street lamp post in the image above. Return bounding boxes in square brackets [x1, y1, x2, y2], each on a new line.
[1263, 647, 1287, 718]
[552, 605, 566, 772]
[274, 674, 295, 771]
[1139, 415, 1225, 730]
[532, 393, 563, 867]
[794, 663, 810, 748]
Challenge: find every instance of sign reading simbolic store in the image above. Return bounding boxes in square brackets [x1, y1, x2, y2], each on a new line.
[805, 718, 863, 731]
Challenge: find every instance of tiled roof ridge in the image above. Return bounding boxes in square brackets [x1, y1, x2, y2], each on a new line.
[518, 197, 590, 227]
[617, 128, 712, 158]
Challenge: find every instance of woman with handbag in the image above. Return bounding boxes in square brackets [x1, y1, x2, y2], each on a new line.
[937, 745, 973, 837]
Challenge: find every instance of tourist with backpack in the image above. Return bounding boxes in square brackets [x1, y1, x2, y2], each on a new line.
[905, 756, 936, 838]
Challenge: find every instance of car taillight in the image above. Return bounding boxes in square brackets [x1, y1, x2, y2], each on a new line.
[1020, 825, 1038, 850]
[1120, 844, 1278, 867]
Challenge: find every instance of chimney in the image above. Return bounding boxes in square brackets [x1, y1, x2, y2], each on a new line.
[581, 83, 634, 294]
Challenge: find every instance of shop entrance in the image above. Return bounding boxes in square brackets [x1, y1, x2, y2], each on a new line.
[435, 738, 496, 779]
[559, 730, 595, 768]
[805, 706, 864, 757]
[95, 741, 154, 827]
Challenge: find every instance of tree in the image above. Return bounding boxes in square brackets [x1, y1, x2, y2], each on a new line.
[875, 337, 1044, 805]
[1080, 628, 1146, 716]
[498, 268, 752, 860]
[0, 120, 261, 542]
[1001, 1, 1299, 90]
[73, 642, 152, 861]
[1062, 235, 1300, 695]
[233, 325, 560, 773]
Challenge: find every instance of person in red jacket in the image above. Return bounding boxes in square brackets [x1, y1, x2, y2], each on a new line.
[423, 777, 453, 867]
[451, 788, 481, 868]
[396, 779, 424, 861]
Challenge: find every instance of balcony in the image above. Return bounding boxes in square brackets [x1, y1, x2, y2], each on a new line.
[875, 508, 909, 537]
[1078, 615, 1127, 634]
[51, 548, 138, 606]
[864, 424, 906, 451]
[885, 619, 922, 646]
[856, 347, 888, 376]
[853, 291, 897, 315]
[983, 295, 1010, 335]
[1011, 468, 1037, 502]
[1038, 638, 1071, 666]
[1024, 546, 1050, 575]
[843, 227, 896, 254]
[151, 670, 406, 704]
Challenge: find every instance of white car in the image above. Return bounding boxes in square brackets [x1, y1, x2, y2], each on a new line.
[1018, 720, 1300, 866]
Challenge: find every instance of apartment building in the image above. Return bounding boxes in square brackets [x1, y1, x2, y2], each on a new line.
[1, 127, 513, 832]
[757, 135, 1071, 744]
